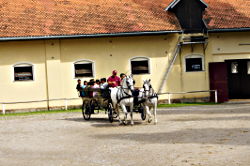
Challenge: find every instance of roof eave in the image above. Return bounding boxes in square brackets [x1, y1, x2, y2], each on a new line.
[0, 30, 182, 41]
[208, 28, 250, 33]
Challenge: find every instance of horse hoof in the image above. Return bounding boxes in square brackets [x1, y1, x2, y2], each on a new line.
[131, 122, 134, 126]
[122, 121, 127, 125]
[148, 118, 152, 123]
[154, 120, 158, 125]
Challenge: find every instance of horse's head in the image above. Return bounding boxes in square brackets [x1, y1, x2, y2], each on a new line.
[122, 75, 135, 92]
[143, 79, 152, 96]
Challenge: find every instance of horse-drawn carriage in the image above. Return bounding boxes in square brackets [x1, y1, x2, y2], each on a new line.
[81, 88, 146, 122]
[80, 76, 158, 125]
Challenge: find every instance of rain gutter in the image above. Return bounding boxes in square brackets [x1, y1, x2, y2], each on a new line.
[0, 30, 181, 41]
[208, 28, 250, 33]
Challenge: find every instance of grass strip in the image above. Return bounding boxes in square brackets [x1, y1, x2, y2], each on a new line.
[158, 102, 217, 108]
[0, 102, 217, 117]
[0, 109, 81, 117]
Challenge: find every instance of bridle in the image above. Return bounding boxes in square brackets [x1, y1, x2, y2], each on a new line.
[117, 76, 135, 103]
[142, 81, 158, 99]
[143, 84, 152, 92]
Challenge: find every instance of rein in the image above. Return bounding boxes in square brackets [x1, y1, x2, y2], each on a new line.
[143, 84, 158, 100]
[116, 78, 134, 103]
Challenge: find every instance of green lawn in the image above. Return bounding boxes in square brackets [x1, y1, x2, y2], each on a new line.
[0, 102, 217, 117]
[0, 109, 81, 117]
[158, 102, 217, 108]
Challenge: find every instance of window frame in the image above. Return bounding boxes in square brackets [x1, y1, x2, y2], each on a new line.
[13, 62, 34, 82]
[130, 57, 151, 75]
[184, 54, 205, 72]
[73, 59, 95, 78]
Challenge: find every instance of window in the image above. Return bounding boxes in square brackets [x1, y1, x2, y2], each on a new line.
[231, 62, 238, 74]
[185, 55, 204, 72]
[247, 62, 250, 74]
[131, 57, 150, 74]
[74, 60, 94, 77]
[14, 63, 34, 81]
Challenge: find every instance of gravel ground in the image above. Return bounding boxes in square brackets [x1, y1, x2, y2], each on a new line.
[0, 104, 250, 166]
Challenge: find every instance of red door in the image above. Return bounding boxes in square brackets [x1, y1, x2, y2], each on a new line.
[209, 62, 229, 103]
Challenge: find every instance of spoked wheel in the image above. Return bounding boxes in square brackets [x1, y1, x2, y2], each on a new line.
[108, 103, 114, 123]
[138, 105, 146, 121]
[89, 99, 96, 114]
[82, 102, 91, 120]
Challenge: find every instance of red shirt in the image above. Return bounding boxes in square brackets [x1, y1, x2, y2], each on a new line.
[107, 76, 121, 87]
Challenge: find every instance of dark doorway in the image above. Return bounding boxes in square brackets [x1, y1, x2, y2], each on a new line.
[226, 59, 250, 99]
[209, 62, 229, 103]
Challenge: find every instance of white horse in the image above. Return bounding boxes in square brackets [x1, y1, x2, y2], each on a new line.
[139, 79, 158, 124]
[109, 75, 135, 125]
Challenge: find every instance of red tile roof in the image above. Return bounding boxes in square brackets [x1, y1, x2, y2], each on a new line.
[204, 0, 250, 29]
[0, 0, 249, 38]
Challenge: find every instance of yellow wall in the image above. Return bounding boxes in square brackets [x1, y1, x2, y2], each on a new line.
[59, 34, 179, 98]
[0, 41, 48, 109]
[0, 31, 250, 111]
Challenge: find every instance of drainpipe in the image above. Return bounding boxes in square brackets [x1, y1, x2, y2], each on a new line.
[44, 40, 50, 111]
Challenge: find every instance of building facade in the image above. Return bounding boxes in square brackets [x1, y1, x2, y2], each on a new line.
[0, 0, 249, 111]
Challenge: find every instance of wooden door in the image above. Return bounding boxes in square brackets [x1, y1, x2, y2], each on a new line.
[209, 62, 229, 103]
[227, 60, 250, 99]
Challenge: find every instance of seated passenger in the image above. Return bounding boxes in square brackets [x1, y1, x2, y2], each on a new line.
[76, 79, 85, 97]
[107, 70, 121, 87]
[93, 80, 100, 97]
[120, 73, 126, 81]
[100, 78, 110, 98]
[100, 78, 108, 89]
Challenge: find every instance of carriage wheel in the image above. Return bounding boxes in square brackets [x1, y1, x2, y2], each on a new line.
[138, 105, 146, 121]
[89, 99, 96, 114]
[108, 103, 114, 123]
[82, 102, 91, 120]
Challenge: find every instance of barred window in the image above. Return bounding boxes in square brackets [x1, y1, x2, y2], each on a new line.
[74, 60, 94, 77]
[14, 63, 33, 81]
[185, 55, 204, 72]
[131, 57, 150, 74]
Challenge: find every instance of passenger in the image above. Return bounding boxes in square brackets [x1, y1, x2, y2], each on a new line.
[95, 79, 100, 86]
[83, 81, 88, 86]
[100, 78, 109, 99]
[76, 79, 84, 97]
[100, 78, 108, 89]
[87, 81, 94, 98]
[93, 80, 100, 97]
[107, 70, 121, 87]
[120, 73, 126, 81]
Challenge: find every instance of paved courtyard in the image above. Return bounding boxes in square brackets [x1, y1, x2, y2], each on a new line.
[0, 104, 250, 166]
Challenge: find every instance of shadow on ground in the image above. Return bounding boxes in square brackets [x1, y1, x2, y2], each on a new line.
[61, 117, 144, 128]
[94, 128, 250, 146]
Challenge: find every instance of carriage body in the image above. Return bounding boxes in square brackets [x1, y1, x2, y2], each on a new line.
[81, 88, 116, 122]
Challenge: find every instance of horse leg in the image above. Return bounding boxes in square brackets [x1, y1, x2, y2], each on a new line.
[145, 104, 152, 123]
[114, 104, 122, 125]
[153, 101, 158, 124]
[120, 104, 128, 125]
[130, 103, 134, 125]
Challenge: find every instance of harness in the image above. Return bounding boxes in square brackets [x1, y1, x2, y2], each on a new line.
[116, 87, 133, 103]
[143, 84, 158, 101]
[116, 77, 134, 103]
